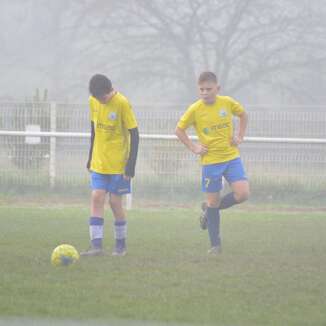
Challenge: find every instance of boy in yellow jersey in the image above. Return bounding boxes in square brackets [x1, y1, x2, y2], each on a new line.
[81, 74, 139, 257]
[175, 72, 250, 254]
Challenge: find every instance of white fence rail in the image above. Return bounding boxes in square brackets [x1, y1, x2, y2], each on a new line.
[0, 102, 325, 204]
[1, 130, 326, 144]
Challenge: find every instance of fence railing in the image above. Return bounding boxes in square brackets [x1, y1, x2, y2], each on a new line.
[0, 102, 325, 205]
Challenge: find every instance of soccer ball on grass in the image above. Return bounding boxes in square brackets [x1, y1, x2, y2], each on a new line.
[51, 244, 79, 267]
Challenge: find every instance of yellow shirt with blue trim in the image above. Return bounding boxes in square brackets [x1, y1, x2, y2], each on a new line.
[89, 92, 138, 174]
[177, 96, 245, 165]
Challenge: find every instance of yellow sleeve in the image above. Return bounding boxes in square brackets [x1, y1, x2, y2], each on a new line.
[122, 100, 138, 130]
[229, 97, 245, 116]
[89, 96, 96, 122]
[177, 105, 196, 130]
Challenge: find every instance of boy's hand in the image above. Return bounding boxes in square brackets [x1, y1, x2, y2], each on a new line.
[191, 143, 208, 155]
[231, 135, 244, 146]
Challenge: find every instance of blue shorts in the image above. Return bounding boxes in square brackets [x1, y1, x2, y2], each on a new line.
[202, 157, 247, 193]
[91, 172, 131, 195]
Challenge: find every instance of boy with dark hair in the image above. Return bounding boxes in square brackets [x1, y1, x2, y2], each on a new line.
[81, 74, 139, 256]
[175, 71, 250, 254]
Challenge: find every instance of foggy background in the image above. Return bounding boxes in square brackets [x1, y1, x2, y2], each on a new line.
[1, 0, 326, 109]
[1, 3, 326, 324]
[0, 0, 325, 206]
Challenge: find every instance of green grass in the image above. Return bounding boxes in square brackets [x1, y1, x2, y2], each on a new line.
[0, 205, 326, 326]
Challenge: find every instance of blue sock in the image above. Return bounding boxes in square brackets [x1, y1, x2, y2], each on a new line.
[114, 220, 127, 250]
[219, 192, 238, 210]
[89, 216, 104, 249]
[206, 207, 221, 247]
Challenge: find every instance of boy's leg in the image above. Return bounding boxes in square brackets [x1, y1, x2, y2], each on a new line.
[109, 193, 127, 256]
[81, 189, 106, 256]
[199, 202, 208, 230]
[200, 163, 223, 236]
[219, 180, 250, 209]
[205, 192, 222, 252]
[201, 164, 224, 253]
[220, 158, 250, 209]
[102, 174, 131, 256]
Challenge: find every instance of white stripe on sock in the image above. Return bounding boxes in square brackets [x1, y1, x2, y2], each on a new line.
[114, 224, 127, 240]
[90, 225, 104, 240]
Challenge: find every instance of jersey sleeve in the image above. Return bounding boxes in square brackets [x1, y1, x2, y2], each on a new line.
[89, 96, 96, 122]
[177, 105, 196, 130]
[122, 100, 138, 130]
[229, 97, 245, 116]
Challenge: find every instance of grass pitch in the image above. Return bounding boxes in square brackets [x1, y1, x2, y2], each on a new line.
[0, 204, 326, 326]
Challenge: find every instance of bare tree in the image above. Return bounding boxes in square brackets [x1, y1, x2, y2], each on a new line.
[1, 0, 325, 104]
[84, 0, 326, 103]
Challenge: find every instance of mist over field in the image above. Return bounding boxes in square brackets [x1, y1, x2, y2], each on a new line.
[0, 3, 326, 326]
[0, 0, 325, 108]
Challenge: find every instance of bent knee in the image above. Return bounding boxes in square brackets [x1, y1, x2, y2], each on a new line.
[206, 194, 221, 208]
[234, 190, 250, 203]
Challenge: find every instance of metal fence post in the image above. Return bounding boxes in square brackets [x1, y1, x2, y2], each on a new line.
[49, 102, 56, 188]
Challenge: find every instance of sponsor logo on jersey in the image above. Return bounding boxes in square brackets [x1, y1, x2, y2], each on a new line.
[202, 122, 229, 135]
[203, 128, 210, 135]
[97, 122, 115, 132]
[211, 122, 230, 131]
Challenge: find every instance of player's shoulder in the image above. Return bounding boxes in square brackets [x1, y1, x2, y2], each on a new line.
[218, 95, 237, 104]
[219, 96, 245, 115]
[187, 99, 203, 111]
[89, 95, 98, 108]
[114, 92, 131, 106]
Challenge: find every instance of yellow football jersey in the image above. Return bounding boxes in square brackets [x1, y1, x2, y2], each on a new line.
[89, 92, 138, 174]
[177, 96, 245, 165]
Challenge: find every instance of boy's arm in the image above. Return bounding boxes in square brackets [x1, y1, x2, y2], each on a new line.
[175, 127, 207, 155]
[86, 121, 95, 170]
[125, 127, 139, 178]
[232, 111, 248, 146]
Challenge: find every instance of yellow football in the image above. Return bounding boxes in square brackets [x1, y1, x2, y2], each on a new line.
[51, 244, 79, 267]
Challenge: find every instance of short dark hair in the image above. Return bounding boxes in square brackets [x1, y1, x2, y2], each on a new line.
[89, 74, 112, 98]
[198, 71, 218, 84]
